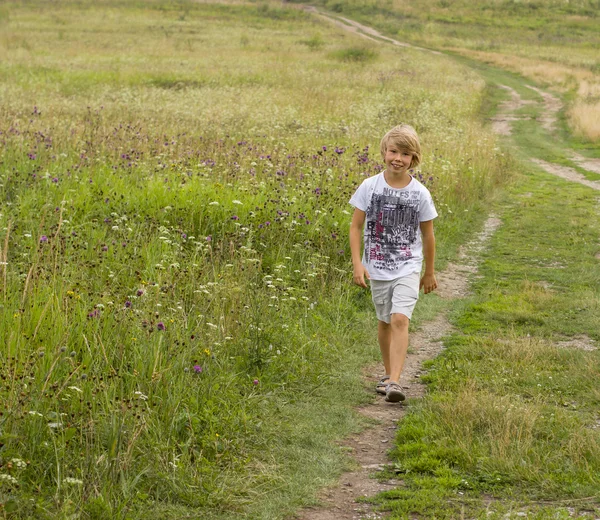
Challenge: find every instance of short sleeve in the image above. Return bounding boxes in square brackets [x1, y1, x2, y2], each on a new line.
[349, 179, 371, 212]
[418, 188, 438, 222]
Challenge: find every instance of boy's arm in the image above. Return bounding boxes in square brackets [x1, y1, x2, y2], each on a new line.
[350, 208, 370, 288]
[419, 219, 437, 294]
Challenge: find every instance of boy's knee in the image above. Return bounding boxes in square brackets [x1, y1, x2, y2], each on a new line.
[390, 313, 409, 329]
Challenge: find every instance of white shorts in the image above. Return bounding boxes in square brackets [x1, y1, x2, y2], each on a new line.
[370, 272, 420, 323]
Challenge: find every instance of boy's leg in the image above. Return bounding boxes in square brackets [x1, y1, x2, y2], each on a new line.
[388, 312, 410, 384]
[377, 320, 391, 376]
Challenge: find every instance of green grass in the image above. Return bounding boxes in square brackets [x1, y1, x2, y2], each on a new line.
[0, 1, 511, 518]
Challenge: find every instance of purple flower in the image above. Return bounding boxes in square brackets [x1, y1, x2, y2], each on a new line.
[101, 245, 108, 252]
[40, 235, 48, 243]
[125, 301, 132, 308]
[137, 289, 144, 297]
[206, 235, 212, 242]
[322, 146, 327, 152]
[157, 322, 165, 331]
[87, 309, 100, 319]
[193, 365, 202, 373]
[231, 215, 239, 221]
[181, 233, 187, 239]
[253, 379, 259, 385]
[52, 177, 59, 183]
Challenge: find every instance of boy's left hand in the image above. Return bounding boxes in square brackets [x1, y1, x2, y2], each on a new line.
[420, 273, 438, 294]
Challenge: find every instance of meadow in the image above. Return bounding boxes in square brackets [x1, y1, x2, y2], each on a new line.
[0, 1, 509, 518]
[297, 0, 600, 141]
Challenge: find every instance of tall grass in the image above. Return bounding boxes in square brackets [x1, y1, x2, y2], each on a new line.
[0, 0, 510, 517]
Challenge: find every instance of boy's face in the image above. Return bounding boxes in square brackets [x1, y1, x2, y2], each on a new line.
[384, 145, 413, 175]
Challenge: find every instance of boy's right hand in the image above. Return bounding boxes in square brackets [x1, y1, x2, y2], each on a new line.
[352, 264, 370, 288]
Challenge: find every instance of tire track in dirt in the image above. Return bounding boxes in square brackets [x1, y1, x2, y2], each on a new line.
[295, 214, 501, 520]
[489, 84, 599, 188]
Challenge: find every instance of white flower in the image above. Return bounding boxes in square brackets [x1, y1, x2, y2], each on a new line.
[68, 386, 83, 393]
[63, 477, 83, 485]
[208, 201, 219, 206]
[0, 474, 18, 485]
[206, 323, 218, 329]
[134, 391, 148, 401]
[28, 411, 43, 417]
[232, 200, 242, 205]
[11, 458, 27, 469]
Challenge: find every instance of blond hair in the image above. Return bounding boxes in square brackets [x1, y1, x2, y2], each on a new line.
[380, 124, 421, 169]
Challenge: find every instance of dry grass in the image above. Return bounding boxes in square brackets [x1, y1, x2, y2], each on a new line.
[570, 100, 600, 141]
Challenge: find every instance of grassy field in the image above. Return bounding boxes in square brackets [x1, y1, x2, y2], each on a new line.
[0, 1, 510, 518]
[294, 0, 600, 142]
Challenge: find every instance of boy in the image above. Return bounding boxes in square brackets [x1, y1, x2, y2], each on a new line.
[349, 124, 438, 403]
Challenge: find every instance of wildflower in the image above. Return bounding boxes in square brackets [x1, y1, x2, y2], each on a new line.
[137, 289, 144, 297]
[204, 349, 211, 355]
[52, 177, 59, 183]
[63, 477, 83, 485]
[253, 379, 259, 385]
[208, 201, 219, 206]
[193, 365, 202, 373]
[0, 474, 18, 485]
[231, 215, 239, 220]
[181, 233, 187, 239]
[11, 459, 27, 469]
[232, 200, 242, 205]
[157, 322, 165, 331]
[125, 300, 132, 308]
[40, 235, 48, 243]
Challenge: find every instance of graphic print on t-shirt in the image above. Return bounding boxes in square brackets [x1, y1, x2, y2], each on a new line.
[365, 187, 420, 272]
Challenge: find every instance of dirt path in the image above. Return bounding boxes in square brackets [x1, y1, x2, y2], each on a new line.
[302, 6, 442, 55]
[295, 214, 501, 520]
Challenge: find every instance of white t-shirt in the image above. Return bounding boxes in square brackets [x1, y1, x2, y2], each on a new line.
[349, 172, 438, 281]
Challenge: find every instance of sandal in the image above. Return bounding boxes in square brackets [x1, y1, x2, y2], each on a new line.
[385, 382, 405, 403]
[376, 375, 390, 395]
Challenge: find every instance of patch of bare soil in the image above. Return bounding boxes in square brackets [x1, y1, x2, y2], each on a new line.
[490, 85, 535, 136]
[556, 335, 597, 352]
[570, 153, 600, 175]
[530, 158, 600, 191]
[295, 213, 500, 520]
